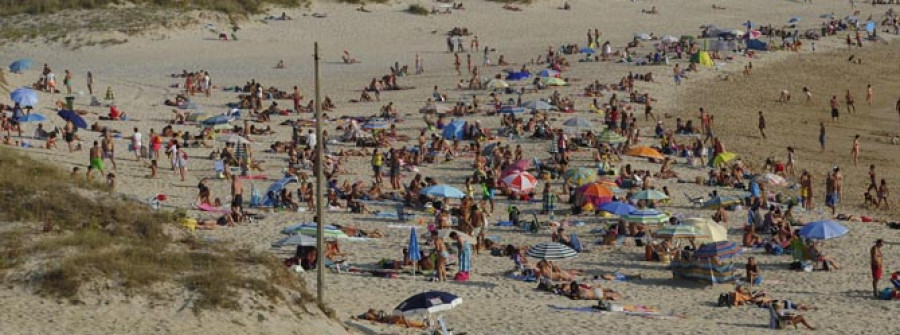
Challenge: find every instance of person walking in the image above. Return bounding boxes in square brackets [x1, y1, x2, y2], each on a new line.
[819, 122, 827, 152]
[872, 239, 884, 298]
[757, 110, 767, 139]
[86, 71, 94, 95]
[371, 148, 384, 186]
[851, 134, 861, 165]
[131, 127, 142, 161]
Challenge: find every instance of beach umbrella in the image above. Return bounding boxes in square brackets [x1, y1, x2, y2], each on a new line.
[520, 99, 552, 111]
[485, 79, 509, 90]
[436, 229, 476, 243]
[623, 209, 669, 225]
[10, 88, 38, 106]
[17, 113, 45, 123]
[563, 168, 597, 186]
[57, 109, 87, 129]
[408, 227, 421, 276]
[537, 69, 559, 77]
[563, 117, 592, 129]
[420, 184, 465, 199]
[694, 241, 743, 260]
[8, 59, 32, 73]
[502, 170, 538, 194]
[578, 182, 614, 205]
[682, 218, 728, 243]
[441, 119, 466, 140]
[598, 201, 635, 216]
[788, 16, 802, 24]
[598, 129, 627, 144]
[798, 220, 848, 240]
[217, 134, 250, 144]
[625, 146, 664, 160]
[526, 242, 577, 261]
[702, 195, 742, 209]
[541, 77, 567, 86]
[481, 142, 500, 156]
[420, 104, 452, 114]
[753, 173, 787, 186]
[712, 152, 738, 166]
[202, 114, 233, 126]
[394, 291, 462, 316]
[579, 47, 596, 54]
[271, 234, 316, 248]
[654, 225, 707, 239]
[630, 189, 669, 201]
[633, 32, 651, 40]
[363, 122, 389, 130]
[505, 72, 531, 81]
[661, 35, 679, 44]
[499, 105, 526, 115]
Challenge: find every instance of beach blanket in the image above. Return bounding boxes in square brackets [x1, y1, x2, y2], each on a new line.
[194, 203, 231, 214]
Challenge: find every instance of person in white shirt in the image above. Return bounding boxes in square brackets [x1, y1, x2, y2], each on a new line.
[132, 128, 143, 161]
[202, 73, 211, 97]
[306, 129, 317, 150]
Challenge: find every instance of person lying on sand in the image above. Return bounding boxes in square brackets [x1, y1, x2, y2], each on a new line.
[641, 6, 658, 14]
[712, 4, 726, 10]
[558, 281, 623, 300]
[90, 122, 120, 134]
[536, 259, 582, 281]
[502, 3, 522, 11]
[352, 309, 426, 329]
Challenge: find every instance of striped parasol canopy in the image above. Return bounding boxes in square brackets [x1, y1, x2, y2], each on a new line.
[526, 242, 578, 261]
[598, 129, 627, 144]
[694, 241, 743, 260]
[630, 189, 669, 201]
[563, 167, 597, 186]
[622, 209, 670, 225]
[502, 170, 538, 194]
[654, 225, 708, 239]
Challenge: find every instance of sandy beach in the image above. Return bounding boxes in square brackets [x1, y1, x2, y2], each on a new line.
[2, 0, 900, 334]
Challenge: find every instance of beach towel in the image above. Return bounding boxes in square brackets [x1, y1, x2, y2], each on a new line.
[495, 221, 515, 227]
[194, 203, 231, 214]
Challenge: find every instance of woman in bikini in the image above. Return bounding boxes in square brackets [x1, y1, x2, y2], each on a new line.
[432, 231, 449, 282]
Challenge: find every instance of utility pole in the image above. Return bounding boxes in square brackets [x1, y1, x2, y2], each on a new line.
[314, 42, 325, 305]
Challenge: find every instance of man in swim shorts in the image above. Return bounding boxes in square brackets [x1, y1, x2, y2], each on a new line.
[872, 239, 884, 298]
[89, 141, 104, 177]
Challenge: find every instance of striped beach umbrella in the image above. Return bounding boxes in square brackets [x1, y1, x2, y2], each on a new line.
[502, 170, 538, 194]
[563, 168, 597, 186]
[630, 189, 669, 201]
[598, 130, 627, 144]
[694, 241, 743, 260]
[526, 242, 578, 261]
[623, 209, 670, 225]
[654, 225, 707, 239]
[394, 291, 462, 316]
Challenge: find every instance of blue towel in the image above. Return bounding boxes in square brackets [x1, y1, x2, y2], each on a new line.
[495, 221, 514, 226]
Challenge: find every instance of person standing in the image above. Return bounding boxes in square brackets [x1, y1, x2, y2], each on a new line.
[825, 171, 837, 216]
[86, 71, 94, 95]
[231, 174, 244, 213]
[415, 53, 424, 75]
[800, 170, 813, 210]
[63, 69, 72, 95]
[453, 53, 461, 76]
[131, 127, 142, 161]
[389, 148, 401, 190]
[846, 89, 856, 114]
[872, 239, 884, 298]
[866, 84, 874, 106]
[101, 130, 117, 171]
[830, 95, 840, 122]
[483, 46, 491, 67]
[89, 141, 104, 178]
[173, 145, 187, 181]
[450, 231, 471, 279]
[292, 86, 302, 113]
[786, 147, 796, 176]
[819, 122, 826, 152]
[644, 94, 656, 122]
[202, 71, 212, 97]
[757, 110, 767, 139]
[432, 230, 448, 282]
[746, 257, 762, 286]
[371, 148, 384, 186]
[851, 134, 861, 165]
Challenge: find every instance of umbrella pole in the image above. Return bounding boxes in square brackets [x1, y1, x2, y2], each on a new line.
[314, 42, 326, 305]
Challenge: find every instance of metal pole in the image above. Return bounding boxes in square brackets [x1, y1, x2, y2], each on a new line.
[314, 42, 325, 305]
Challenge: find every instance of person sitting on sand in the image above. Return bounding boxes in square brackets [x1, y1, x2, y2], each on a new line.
[172, 109, 186, 124]
[342, 51, 358, 64]
[773, 301, 816, 330]
[502, 3, 521, 11]
[90, 122, 120, 134]
[106, 104, 126, 120]
[276, 60, 285, 69]
[352, 309, 426, 329]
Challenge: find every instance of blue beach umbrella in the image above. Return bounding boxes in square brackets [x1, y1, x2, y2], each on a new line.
[799, 220, 848, 240]
[8, 59, 33, 73]
[563, 117, 592, 129]
[441, 119, 466, 140]
[394, 291, 463, 316]
[10, 88, 38, 106]
[57, 109, 87, 129]
[17, 113, 46, 123]
[520, 99, 551, 111]
[420, 184, 465, 199]
[598, 201, 635, 216]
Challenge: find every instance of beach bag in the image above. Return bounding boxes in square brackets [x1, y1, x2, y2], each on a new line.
[454, 271, 469, 281]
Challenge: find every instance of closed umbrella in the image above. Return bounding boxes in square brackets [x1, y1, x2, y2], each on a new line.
[10, 88, 38, 106]
[713, 152, 738, 166]
[682, 218, 728, 243]
[8, 59, 33, 73]
[520, 99, 552, 111]
[626, 146, 664, 160]
[394, 291, 462, 316]
[702, 195, 742, 209]
[563, 117, 592, 129]
[485, 79, 509, 90]
[598, 129, 627, 144]
[541, 77, 567, 86]
[654, 225, 707, 239]
[441, 120, 466, 140]
[799, 220, 848, 240]
[420, 184, 465, 199]
[57, 109, 87, 129]
[17, 113, 46, 123]
[694, 241, 743, 259]
[563, 168, 597, 186]
[623, 209, 669, 225]
[526, 242, 577, 261]
[502, 170, 538, 194]
[630, 190, 669, 201]
[598, 201, 635, 216]
[408, 227, 422, 277]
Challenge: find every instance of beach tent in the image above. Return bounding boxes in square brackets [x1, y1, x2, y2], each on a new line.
[746, 39, 768, 51]
[692, 51, 714, 67]
[441, 120, 466, 140]
[262, 175, 299, 206]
